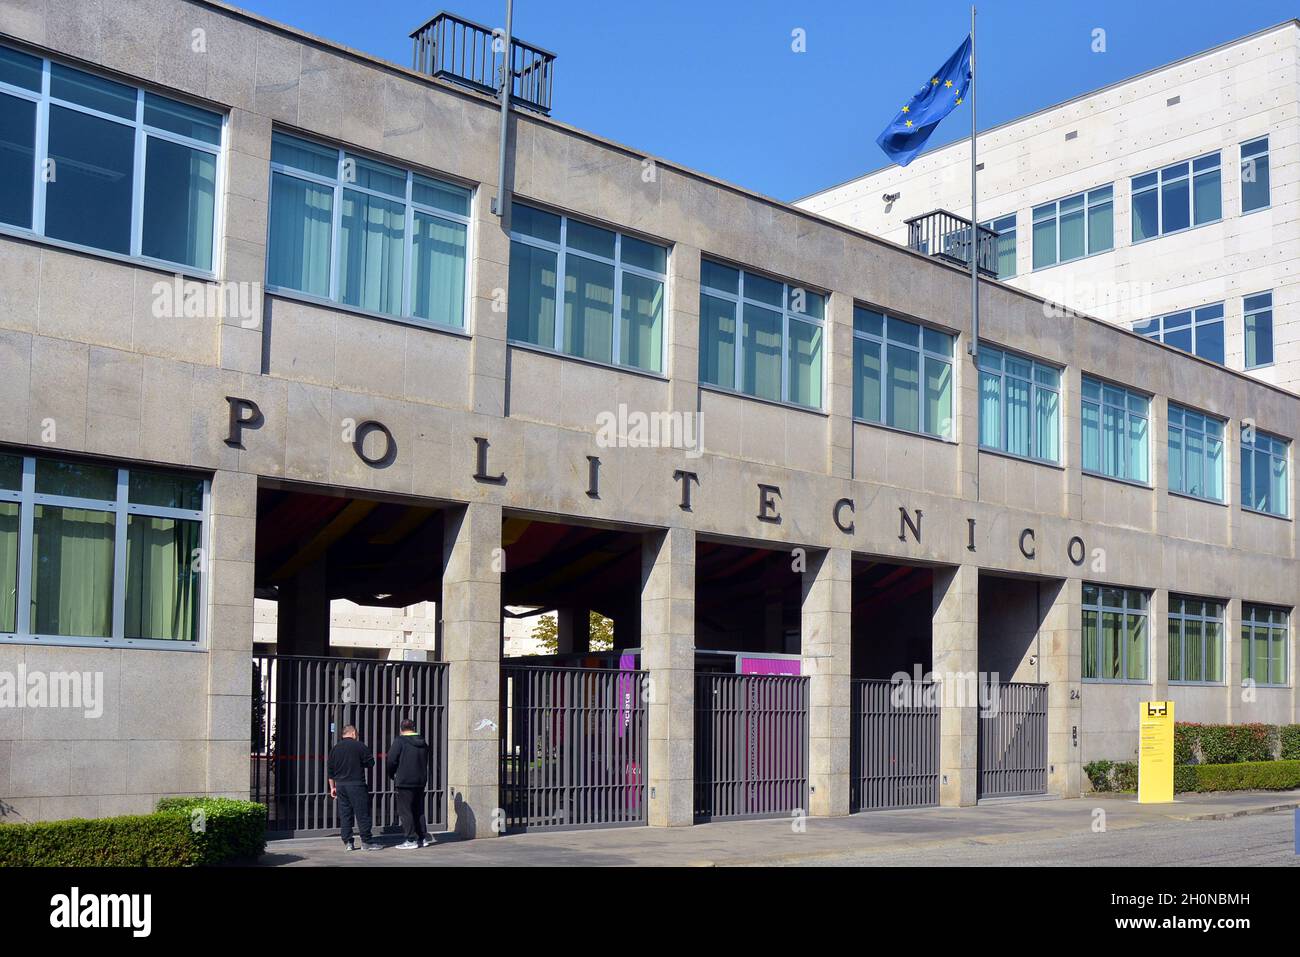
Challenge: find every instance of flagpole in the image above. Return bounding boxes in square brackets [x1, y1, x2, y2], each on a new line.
[968, 5, 979, 359]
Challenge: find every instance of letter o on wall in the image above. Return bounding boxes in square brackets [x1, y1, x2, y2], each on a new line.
[1067, 535, 1086, 566]
[353, 420, 395, 467]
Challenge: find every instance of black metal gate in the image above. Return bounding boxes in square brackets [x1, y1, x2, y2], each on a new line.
[499, 664, 648, 832]
[251, 655, 448, 837]
[978, 681, 1048, 798]
[850, 679, 939, 811]
[694, 673, 809, 822]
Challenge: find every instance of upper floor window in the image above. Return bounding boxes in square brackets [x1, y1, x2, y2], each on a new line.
[1082, 584, 1149, 682]
[1240, 137, 1270, 213]
[977, 344, 1060, 463]
[1167, 404, 1225, 503]
[1241, 604, 1288, 687]
[978, 214, 1016, 279]
[1133, 303, 1224, 365]
[1241, 428, 1289, 517]
[1081, 376, 1149, 484]
[700, 261, 823, 407]
[267, 132, 471, 329]
[1243, 291, 1273, 369]
[509, 203, 666, 373]
[0, 451, 205, 646]
[1031, 186, 1112, 269]
[0, 44, 222, 272]
[1131, 152, 1220, 242]
[1168, 596, 1224, 684]
[852, 307, 953, 438]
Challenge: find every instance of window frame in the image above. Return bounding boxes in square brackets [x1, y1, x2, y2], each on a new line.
[0, 44, 225, 277]
[1134, 303, 1225, 365]
[1030, 185, 1112, 270]
[1243, 291, 1274, 370]
[851, 305, 955, 439]
[0, 452, 209, 651]
[1131, 151, 1222, 243]
[1241, 603, 1289, 688]
[1081, 375, 1151, 486]
[1239, 136, 1270, 214]
[1082, 584, 1151, 683]
[510, 202, 670, 374]
[1166, 402, 1226, 503]
[1240, 427, 1290, 518]
[266, 130, 475, 331]
[976, 342, 1062, 464]
[977, 213, 1017, 279]
[1167, 595, 1225, 685]
[699, 259, 826, 409]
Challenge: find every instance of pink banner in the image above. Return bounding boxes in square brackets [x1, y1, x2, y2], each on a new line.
[739, 657, 801, 676]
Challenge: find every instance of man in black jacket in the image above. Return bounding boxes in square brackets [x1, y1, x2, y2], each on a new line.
[327, 725, 380, 851]
[387, 717, 433, 849]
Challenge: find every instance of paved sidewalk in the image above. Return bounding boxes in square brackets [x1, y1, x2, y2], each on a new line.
[259, 790, 1300, 867]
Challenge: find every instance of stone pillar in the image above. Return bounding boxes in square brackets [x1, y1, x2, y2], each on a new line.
[933, 564, 979, 806]
[441, 502, 502, 838]
[218, 108, 270, 375]
[275, 555, 329, 657]
[825, 292, 855, 479]
[801, 548, 852, 817]
[470, 190, 510, 417]
[1225, 597, 1243, 724]
[642, 526, 694, 827]
[1151, 396, 1169, 536]
[556, 607, 590, 655]
[1061, 365, 1083, 521]
[1149, 588, 1169, 700]
[1041, 577, 1082, 798]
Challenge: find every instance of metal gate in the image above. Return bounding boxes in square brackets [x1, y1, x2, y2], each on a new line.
[978, 681, 1047, 798]
[694, 673, 809, 822]
[499, 664, 648, 832]
[251, 655, 448, 837]
[850, 679, 939, 811]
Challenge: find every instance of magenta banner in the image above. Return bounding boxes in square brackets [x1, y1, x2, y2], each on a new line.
[739, 657, 801, 676]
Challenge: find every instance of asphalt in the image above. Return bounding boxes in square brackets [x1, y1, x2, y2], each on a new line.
[258, 790, 1300, 867]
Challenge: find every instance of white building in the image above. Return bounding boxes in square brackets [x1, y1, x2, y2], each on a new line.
[798, 20, 1299, 395]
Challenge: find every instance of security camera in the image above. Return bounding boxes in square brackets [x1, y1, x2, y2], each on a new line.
[883, 192, 901, 203]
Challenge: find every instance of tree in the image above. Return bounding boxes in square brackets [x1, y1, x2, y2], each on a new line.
[531, 611, 614, 654]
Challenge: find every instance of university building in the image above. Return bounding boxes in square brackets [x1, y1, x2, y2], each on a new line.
[0, 1, 1295, 836]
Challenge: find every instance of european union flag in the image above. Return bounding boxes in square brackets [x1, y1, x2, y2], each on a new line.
[876, 35, 972, 167]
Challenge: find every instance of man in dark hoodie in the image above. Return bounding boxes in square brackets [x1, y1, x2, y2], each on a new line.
[327, 725, 380, 851]
[387, 717, 433, 849]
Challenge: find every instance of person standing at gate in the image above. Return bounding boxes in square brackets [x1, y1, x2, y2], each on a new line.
[387, 717, 433, 849]
[328, 725, 381, 851]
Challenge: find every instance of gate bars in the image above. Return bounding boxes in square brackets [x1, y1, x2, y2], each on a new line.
[977, 681, 1048, 798]
[251, 655, 448, 837]
[850, 679, 940, 811]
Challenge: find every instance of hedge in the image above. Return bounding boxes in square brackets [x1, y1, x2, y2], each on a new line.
[1087, 760, 1300, 794]
[1281, 725, 1300, 761]
[0, 797, 265, 867]
[1175, 723, 1283, 764]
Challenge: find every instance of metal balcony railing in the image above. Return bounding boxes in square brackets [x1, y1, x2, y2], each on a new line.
[410, 11, 557, 115]
[905, 210, 999, 277]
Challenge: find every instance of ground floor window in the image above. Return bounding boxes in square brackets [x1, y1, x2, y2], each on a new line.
[1082, 584, 1149, 681]
[1168, 596, 1223, 683]
[0, 451, 206, 645]
[1241, 604, 1288, 687]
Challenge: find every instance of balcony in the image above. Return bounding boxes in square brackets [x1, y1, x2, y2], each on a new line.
[905, 210, 998, 277]
[410, 11, 557, 115]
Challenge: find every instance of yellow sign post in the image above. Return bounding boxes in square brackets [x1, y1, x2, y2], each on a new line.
[1138, 700, 1175, 803]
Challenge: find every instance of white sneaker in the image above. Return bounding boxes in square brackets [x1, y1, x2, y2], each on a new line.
[419, 838, 435, 848]
[396, 840, 419, 849]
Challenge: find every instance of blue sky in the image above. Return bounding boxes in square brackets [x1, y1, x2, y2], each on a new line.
[237, 0, 1297, 201]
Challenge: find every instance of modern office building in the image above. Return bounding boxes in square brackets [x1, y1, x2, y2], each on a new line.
[799, 20, 1300, 395]
[0, 1, 1295, 836]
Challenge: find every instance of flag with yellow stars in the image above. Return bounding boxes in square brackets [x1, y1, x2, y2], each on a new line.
[876, 35, 972, 167]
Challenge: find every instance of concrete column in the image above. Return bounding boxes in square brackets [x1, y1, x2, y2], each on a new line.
[801, 548, 852, 817]
[441, 502, 502, 838]
[218, 108, 270, 375]
[665, 244, 700, 416]
[933, 564, 979, 806]
[1225, 597, 1243, 724]
[470, 191, 510, 417]
[1150, 588, 1169, 700]
[642, 526, 694, 827]
[1151, 396, 1169, 537]
[956, 331, 979, 501]
[556, 607, 590, 655]
[1061, 364, 1083, 521]
[1041, 577, 1082, 797]
[826, 292, 854, 479]
[275, 555, 329, 657]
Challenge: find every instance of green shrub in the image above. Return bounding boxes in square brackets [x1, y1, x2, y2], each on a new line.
[1175, 722, 1279, 764]
[1280, 725, 1300, 761]
[1189, 760, 1300, 792]
[1111, 761, 1138, 792]
[1084, 760, 1114, 791]
[1173, 765, 1198, 793]
[0, 798, 265, 867]
[1084, 760, 1138, 792]
[1173, 723, 1196, 764]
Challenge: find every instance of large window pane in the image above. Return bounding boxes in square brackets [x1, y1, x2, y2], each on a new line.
[1081, 400, 1101, 472]
[1132, 189, 1158, 241]
[562, 254, 615, 363]
[699, 294, 736, 389]
[979, 370, 1000, 448]
[0, 44, 42, 91]
[742, 303, 782, 401]
[1034, 388, 1059, 462]
[142, 93, 221, 145]
[35, 459, 116, 499]
[620, 272, 664, 373]
[1161, 177, 1190, 233]
[1127, 415, 1148, 483]
[1088, 199, 1113, 253]
[924, 355, 952, 438]
[1205, 620, 1222, 683]
[787, 318, 822, 409]
[411, 212, 466, 328]
[886, 343, 920, 432]
[50, 63, 135, 118]
[1241, 146, 1270, 212]
[1005, 373, 1030, 457]
[128, 470, 202, 510]
[1244, 297, 1273, 368]
[0, 93, 36, 228]
[1168, 620, 1181, 682]
[267, 173, 333, 297]
[141, 136, 216, 269]
[854, 337, 882, 422]
[0, 501, 16, 633]
[1082, 610, 1098, 679]
[1032, 215, 1056, 268]
[45, 105, 134, 254]
[338, 190, 405, 315]
[507, 240, 557, 348]
[1193, 169, 1221, 224]
[1059, 200, 1085, 261]
[1126, 613, 1148, 680]
[125, 515, 200, 641]
[31, 505, 114, 638]
[272, 132, 338, 177]
[1101, 611, 1122, 680]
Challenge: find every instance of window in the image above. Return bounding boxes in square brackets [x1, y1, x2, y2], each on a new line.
[699, 260, 824, 406]
[0, 452, 205, 646]
[0, 44, 222, 270]
[977, 344, 1060, 463]
[978, 214, 1016, 279]
[852, 306, 953, 437]
[1241, 604, 1288, 686]
[1082, 584, 1149, 681]
[1081, 377, 1149, 484]
[1241, 428, 1289, 517]
[509, 203, 667, 373]
[1031, 186, 1112, 268]
[1168, 596, 1224, 684]
[1243, 291, 1273, 369]
[267, 131, 471, 329]
[1131, 152, 1220, 241]
[1167, 404, 1224, 502]
[1240, 137, 1270, 213]
[1133, 304, 1224, 365]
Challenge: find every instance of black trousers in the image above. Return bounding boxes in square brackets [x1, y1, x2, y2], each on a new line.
[337, 783, 373, 844]
[395, 786, 429, 842]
